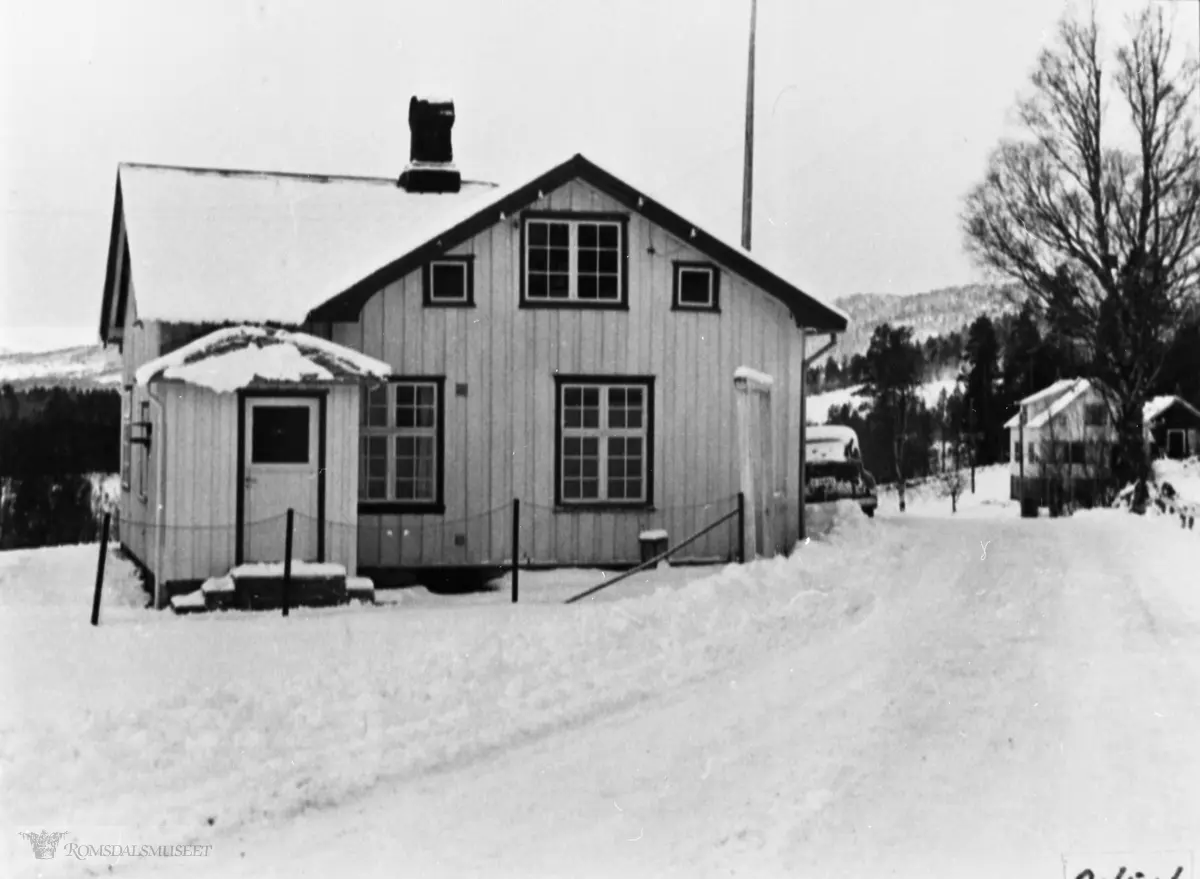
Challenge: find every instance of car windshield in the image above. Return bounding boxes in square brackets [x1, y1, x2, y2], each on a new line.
[806, 438, 859, 462]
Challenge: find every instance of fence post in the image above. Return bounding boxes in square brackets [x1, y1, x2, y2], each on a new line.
[511, 498, 520, 604]
[91, 512, 111, 626]
[737, 492, 746, 564]
[282, 509, 294, 617]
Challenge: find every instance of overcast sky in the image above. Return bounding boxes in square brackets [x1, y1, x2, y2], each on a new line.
[1, 0, 1196, 352]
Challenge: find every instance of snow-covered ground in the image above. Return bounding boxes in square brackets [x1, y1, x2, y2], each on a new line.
[806, 376, 961, 424]
[875, 463, 1016, 519]
[1155, 456, 1200, 508]
[3, 480, 1197, 877]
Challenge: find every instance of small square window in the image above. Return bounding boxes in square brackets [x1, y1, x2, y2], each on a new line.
[673, 263, 719, 311]
[423, 257, 474, 307]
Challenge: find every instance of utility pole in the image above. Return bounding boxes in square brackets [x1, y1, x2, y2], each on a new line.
[741, 0, 757, 251]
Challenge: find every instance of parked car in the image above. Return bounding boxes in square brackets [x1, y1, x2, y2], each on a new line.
[804, 424, 878, 517]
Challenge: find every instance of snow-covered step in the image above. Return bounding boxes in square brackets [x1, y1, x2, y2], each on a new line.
[346, 576, 376, 603]
[168, 590, 207, 615]
[200, 575, 237, 611]
[228, 561, 348, 610]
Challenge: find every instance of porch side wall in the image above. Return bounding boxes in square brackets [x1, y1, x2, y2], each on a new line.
[162, 384, 238, 583]
[338, 178, 804, 568]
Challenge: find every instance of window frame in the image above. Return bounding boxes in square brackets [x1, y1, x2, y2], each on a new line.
[553, 374, 655, 510]
[136, 400, 150, 503]
[358, 377, 446, 515]
[121, 385, 133, 491]
[421, 255, 475, 308]
[671, 261, 721, 312]
[519, 212, 630, 310]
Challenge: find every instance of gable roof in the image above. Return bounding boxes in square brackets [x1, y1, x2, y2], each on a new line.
[1017, 377, 1077, 406]
[1005, 377, 1106, 429]
[99, 163, 503, 340]
[1144, 395, 1200, 425]
[100, 154, 848, 341]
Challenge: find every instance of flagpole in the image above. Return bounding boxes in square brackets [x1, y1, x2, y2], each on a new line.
[741, 0, 757, 251]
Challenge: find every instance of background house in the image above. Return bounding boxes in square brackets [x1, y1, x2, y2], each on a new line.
[1144, 395, 1200, 460]
[1006, 378, 1116, 509]
[99, 97, 848, 602]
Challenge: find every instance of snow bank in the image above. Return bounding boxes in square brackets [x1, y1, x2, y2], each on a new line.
[0, 510, 887, 852]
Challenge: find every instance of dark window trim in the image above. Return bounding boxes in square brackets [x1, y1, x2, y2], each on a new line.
[671, 260, 721, 312]
[553, 373, 655, 509]
[519, 211, 630, 311]
[421, 255, 476, 308]
[357, 375, 447, 516]
[235, 389, 329, 565]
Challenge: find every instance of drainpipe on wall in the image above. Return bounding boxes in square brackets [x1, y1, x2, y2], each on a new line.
[147, 383, 168, 609]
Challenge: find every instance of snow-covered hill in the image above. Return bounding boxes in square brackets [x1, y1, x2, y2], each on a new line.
[806, 376, 962, 424]
[830, 283, 1023, 361]
[0, 345, 121, 389]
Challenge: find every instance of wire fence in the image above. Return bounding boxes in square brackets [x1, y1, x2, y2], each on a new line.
[105, 493, 747, 585]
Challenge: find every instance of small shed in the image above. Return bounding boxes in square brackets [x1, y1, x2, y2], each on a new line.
[1144, 396, 1200, 460]
[133, 325, 391, 607]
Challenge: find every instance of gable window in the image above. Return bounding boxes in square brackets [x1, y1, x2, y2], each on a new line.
[672, 262, 720, 311]
[121, 385, 133, 491]
[555, 376, 654, 507]
[1084, 403, 1107, 427]
[359, 379, 445, 512]
[522, 214, 628, 308]
[422, 256, 474, 307]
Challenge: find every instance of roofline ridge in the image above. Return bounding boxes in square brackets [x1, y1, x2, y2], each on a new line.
[118, 161, 500, 188]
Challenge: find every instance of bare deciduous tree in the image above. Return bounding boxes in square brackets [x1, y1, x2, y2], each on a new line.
[963, 7, 1200, 483]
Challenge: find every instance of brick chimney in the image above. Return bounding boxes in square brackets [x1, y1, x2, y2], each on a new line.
[398, 96, 462, 194]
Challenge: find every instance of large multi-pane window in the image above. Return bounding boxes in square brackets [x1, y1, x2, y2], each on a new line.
[556, 379, 653, 506]
[359, 380, 443, 510]
[523, 215, 626, 306]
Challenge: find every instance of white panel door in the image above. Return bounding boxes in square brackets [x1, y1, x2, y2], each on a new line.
[243, 397, 320, 563]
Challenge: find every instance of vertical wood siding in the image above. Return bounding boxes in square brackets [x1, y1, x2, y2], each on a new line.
[160, 383, 359, 583]
[350, 178, 806, 568]
[117, 279, 162, 578]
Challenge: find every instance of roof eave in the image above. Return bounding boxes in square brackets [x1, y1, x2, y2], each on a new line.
[98, 174, 124, 345]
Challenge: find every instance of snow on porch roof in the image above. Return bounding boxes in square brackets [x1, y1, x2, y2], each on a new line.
[135, 325, 392, 393]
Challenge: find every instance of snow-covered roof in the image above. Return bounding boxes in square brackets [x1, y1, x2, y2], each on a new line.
[806, 425, 859, 444]
[1025, 379, 1092, 428]
[116, 163, 501, 326]
[135, 325, 392, 393]
[1143, 395, 1200, 425]
[1017, 378, 1078, 406]
[105, 154, 848, 336]
[805, 424, 861, 462]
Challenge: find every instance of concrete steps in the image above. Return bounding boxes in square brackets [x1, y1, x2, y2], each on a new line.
[169, 562, 376, 614]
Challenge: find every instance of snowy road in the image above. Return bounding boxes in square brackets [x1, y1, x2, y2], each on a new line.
[133, 512, 1196, 879]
